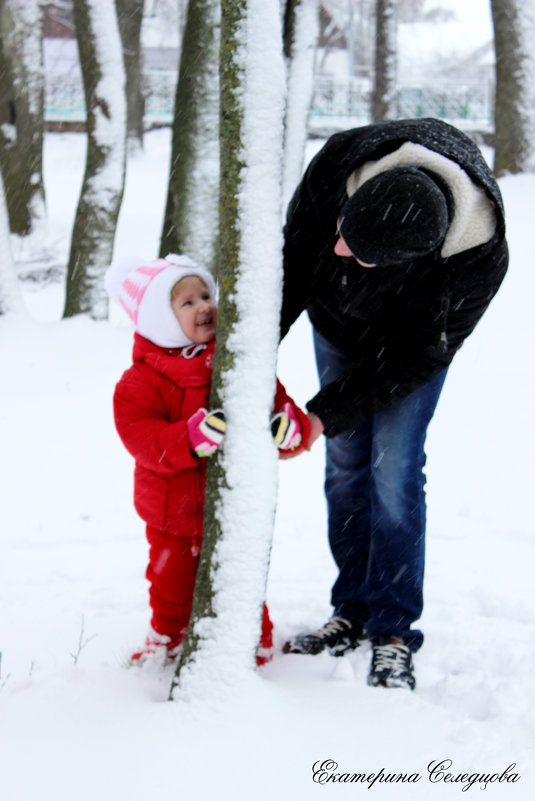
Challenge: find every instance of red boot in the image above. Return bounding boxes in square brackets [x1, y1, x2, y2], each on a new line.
[256, 604, 274, 667]
[129, 627, 183, 666]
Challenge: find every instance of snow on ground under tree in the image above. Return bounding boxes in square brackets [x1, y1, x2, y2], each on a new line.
[0, 130, 534, 800]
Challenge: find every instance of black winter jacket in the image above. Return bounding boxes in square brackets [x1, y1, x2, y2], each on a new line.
[281, 118, 508, 437]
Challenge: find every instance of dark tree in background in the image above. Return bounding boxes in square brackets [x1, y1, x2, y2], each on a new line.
[491, 0, 535, 176]
[0, 168, 22, 313]
[160, 0, 220, 267]
[0, 0, 45, 236]
[371, 0, 398, 121]
[63, 0, 127, 319]
[115, 0, 145, 149]
[281, 0, 318, 208]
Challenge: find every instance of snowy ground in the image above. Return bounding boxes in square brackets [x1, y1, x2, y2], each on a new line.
[1, 130, 534, 800]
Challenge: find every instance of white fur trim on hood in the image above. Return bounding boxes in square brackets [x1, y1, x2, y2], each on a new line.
[346, 142, 497, 258]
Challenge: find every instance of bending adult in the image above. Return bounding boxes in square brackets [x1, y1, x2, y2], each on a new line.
[280, 118, 508, 690]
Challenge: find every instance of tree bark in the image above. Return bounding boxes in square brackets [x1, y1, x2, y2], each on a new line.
[371, 0, 398, 122]
[63, 0, 127, 320]
[0, 0, 45, 236]
[159, 0, 220, 267]
[170, 0, 286, 702]
[281, 0, 319, 211]
[491, 0, 535, 175]
[0, 167, 22, 313]
[115, 0, 145, 149]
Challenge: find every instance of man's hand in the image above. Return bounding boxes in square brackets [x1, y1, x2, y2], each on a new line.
[305, 412, 324, 450]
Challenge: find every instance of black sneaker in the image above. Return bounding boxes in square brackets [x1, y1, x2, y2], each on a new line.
[367, 636, 416, 690]
[282, 616, 366, 657]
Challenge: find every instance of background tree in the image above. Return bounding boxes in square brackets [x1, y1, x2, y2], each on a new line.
[115, 0, 145, 150]
[281, 0, 319, 210]
[159, 0, 220, 267]
[371, 0, 398, 121]
[0, 0, 45, 236]
[491, 0, 535, 176]
[170, 0, 287, 701]
[0, 168, 22, 313]
[63, 0, 127, 320]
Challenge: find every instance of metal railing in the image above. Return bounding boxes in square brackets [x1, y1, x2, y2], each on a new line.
[45, 72, 494, 129]
[311, 76, 493, 128]
[45, 71, 178, 123]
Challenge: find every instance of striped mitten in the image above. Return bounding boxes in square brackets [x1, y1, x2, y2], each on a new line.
[187, 408, 226, 457]
[271, 402, 302, 451]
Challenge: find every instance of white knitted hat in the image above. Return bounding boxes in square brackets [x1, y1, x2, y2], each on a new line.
[105, 253, 217, 348]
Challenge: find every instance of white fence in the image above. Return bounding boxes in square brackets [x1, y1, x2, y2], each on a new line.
[311, 76, 493, 130]
[45, 72, 494, 130]
[45, 71, 178, 124]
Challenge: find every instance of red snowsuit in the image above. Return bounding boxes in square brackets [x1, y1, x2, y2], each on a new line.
[113, 333, 309, 652]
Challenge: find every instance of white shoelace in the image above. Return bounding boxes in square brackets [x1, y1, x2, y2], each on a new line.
[373, 642, 410, 672]
[312, 617, 350, 639]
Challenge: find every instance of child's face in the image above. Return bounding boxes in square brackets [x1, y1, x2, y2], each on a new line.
[171, 276, 217, 344]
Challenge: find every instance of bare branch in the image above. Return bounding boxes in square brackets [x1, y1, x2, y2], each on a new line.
[69, 616, 97, 665]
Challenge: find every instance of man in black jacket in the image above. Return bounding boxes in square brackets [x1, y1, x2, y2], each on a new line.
[281, 118, 508, 689]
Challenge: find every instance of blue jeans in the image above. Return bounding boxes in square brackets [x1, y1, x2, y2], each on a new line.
[313, 329, 447, 651]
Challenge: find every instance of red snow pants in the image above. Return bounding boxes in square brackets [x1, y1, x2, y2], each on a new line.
[145, 526, 274, 661]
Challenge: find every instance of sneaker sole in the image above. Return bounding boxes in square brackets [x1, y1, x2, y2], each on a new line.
[282, 641, 325, 655]
[282, 636, 366, 657]
[367, 675, 416, 690]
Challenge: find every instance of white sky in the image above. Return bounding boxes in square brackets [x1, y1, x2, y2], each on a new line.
[429, 0, 493, 34]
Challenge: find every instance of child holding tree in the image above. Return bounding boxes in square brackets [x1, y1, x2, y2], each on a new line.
[106, 254, 309, 666]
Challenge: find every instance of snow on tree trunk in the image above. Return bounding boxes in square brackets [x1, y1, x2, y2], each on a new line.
[491, 0, 535, 176]
[281, 0, 319, 211]
[159, 0, 220, 268]
[0, 0, 45, 237]
[371, 0, 398, 122]
[0, 168, 22, 313]
[115, 0, 145, 150]
[170, 0, 286, 702]
[63, 0, 127, 320]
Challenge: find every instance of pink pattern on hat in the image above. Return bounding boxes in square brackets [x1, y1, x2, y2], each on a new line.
[118, 260, 168, 325]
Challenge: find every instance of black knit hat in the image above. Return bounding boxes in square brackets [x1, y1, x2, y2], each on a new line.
[338, 166, 450, 266]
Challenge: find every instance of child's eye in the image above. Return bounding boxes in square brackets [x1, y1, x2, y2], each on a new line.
[182, 300, 192, 306]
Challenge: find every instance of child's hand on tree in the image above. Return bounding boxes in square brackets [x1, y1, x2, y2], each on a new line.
[271, 402, 303, 452]
[187, 408, 226, 457]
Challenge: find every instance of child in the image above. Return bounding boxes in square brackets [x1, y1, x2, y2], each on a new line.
[106, 254, 309, 666]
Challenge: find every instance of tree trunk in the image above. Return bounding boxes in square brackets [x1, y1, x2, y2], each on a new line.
[63, 0, 127, 320]
[0, 0, 45, 236]
[371, 0, 398, 122]
[159, 0, 220, 268]
[281, 0, 319, 210]
[491, 0, 535, 176]
[170, 0, 286, 702]
[115, 0, 145, 149]
[0, 167, 22, 313]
